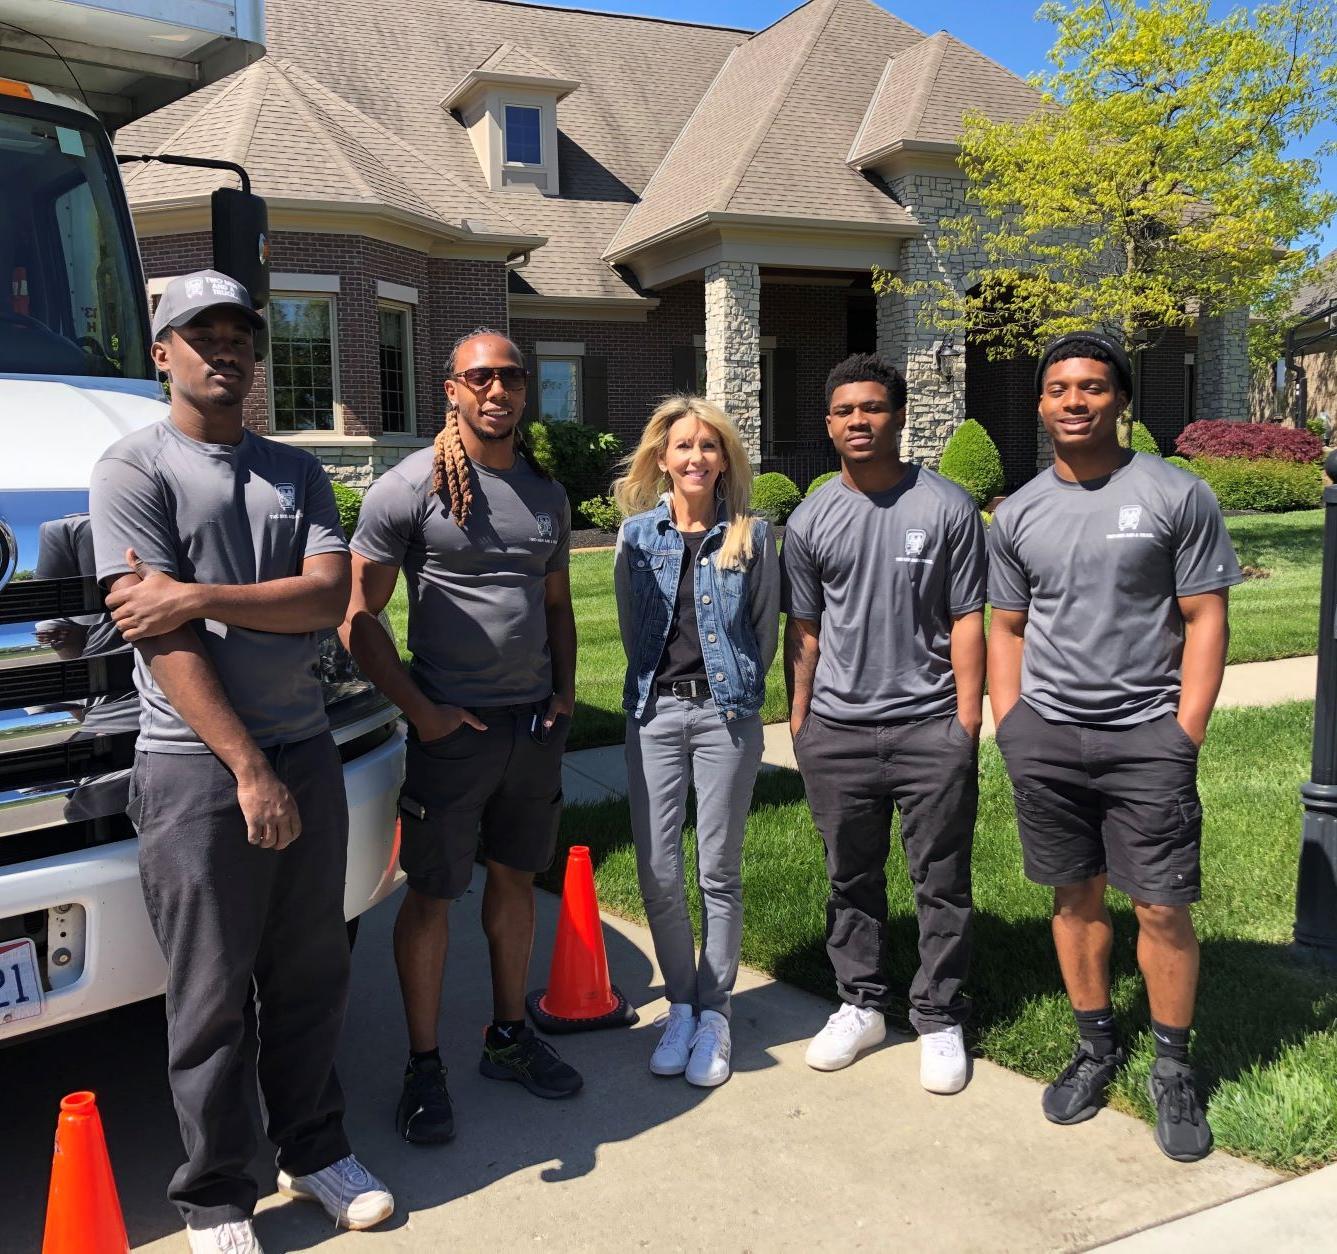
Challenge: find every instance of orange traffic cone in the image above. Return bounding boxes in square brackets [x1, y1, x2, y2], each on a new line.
[42, 1092, 129, 1254]
[527, 845, 637, 1033]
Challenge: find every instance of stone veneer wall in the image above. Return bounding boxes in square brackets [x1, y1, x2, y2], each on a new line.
[1195, 309, 1250, 423]
[704, 261, 762, 464]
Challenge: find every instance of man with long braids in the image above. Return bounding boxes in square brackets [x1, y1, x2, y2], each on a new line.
[339, 328, 581, 1144]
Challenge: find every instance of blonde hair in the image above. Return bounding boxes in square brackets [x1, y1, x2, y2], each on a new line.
[612, 395, 756, 570]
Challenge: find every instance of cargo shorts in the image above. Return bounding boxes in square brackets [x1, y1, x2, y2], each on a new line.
[995, 699, 1203, 905]
[398, 701, 570, 900]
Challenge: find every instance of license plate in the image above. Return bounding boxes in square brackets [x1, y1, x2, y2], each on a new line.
[0, 938, 44, 1028]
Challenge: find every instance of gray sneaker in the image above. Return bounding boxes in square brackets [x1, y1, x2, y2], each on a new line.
[1042, 1040, 1125, 1125]
[1147, 1057, 1214, 1162]
[276, 1153, 394, 1230]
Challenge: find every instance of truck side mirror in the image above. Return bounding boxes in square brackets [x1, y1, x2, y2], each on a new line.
[211, 187, 270, 308]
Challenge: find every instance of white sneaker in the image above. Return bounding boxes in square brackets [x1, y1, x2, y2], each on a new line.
[650, 1002, 698, 1076]
[920, 1023, 969, 1094]
[805, 1003, 886, 1071]
[186, 1221, 264, 1253]
[276, 1153, 394, 1231]
[684, 1009, 731, 1088]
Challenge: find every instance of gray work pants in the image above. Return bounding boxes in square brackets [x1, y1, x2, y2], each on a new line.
[793, 710, 977, 1032]
[625, 693, 764, 1018]
[129, 732, 352, 1228]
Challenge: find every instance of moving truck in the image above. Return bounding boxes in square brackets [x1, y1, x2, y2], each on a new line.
[0, 0, 405, 1041]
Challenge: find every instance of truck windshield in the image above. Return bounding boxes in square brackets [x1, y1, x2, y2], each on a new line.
[0, 100, 151, 380]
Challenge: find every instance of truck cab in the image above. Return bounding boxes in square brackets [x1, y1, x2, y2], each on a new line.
[0, 2, 405, 1040]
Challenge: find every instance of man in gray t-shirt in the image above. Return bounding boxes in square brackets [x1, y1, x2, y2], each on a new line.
[87, 271, 391, 1242]
[988, 331, 1240, 1165]
[782, 353, 985, 1094]
[340, 328, 582, 1142]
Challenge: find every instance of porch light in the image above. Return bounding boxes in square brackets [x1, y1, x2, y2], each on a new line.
[934, 335, 965, 380]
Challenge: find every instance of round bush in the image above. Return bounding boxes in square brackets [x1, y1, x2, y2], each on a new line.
[1175, 420, 1322, 464]
[938, 419, 1004, 506]
[1307, 417, 1328, 441]
[1187, 456, 1323, 512]
[1165, 455, 1192, 470]
[577, 494, 622, 533]
[751, 472, 802, 524]
[331, 481, 363, 538]
[1130, 421, 1160, 455]
[806, 470, 839, 497]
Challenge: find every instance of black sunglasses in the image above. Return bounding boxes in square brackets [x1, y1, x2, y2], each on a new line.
[451, 366, 528, 390]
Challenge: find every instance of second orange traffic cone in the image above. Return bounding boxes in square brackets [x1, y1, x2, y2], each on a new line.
[42, 1091, 129, 1254]
[527, 845, 637, 1033]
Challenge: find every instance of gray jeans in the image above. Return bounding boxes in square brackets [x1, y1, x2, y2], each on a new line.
[625, 693, 764, 1018]
[794, 710, 977, 1032]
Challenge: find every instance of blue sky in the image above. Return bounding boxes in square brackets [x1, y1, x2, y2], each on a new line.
[556, 0, 1337, 260]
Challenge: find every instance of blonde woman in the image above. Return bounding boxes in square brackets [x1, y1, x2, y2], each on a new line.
[612, 396, 780, 1087]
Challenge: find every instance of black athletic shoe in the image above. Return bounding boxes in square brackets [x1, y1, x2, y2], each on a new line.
[1147, 1057, 1214, 1162]
[1042, 1040, 1126, 1125]
[479, 1026, 583, 1099]
[396, 1055, 455, 1144]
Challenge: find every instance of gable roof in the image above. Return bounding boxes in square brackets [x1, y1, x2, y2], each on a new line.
[604, 0, 922, 260]
[441, 40, 581, 110]
[1293, 249, 1337, 319]
[847, 30, 1047, 167]
[477, 42, 561, 79]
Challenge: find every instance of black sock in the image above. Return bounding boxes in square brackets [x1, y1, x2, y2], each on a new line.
[1074, 1006, 1119, 1058]
[409, 1047, 441, 1070]
[1151, 1019, 1191, 1065]
[487, 1019, 526, 1047]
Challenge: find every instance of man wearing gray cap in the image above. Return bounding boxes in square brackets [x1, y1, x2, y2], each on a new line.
[88, 271, 393, 1252]
[987, 332, 1241, 1164]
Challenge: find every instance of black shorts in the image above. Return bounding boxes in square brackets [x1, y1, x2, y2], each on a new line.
[398, 702, 569, 900]
[995, 700, 1202, 905]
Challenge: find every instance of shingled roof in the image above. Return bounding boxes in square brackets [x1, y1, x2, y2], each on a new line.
[847, 30, 1047, 167]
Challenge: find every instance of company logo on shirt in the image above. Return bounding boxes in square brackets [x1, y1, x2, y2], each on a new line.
[534, 512, 554, 541]
[269, 482, 299, 521]
[896, 527, 933, 565]
[1107, 503, 1153, 540]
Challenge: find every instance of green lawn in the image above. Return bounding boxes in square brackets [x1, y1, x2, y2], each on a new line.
[547, 700, 1337, 1173]
[386, 509, 1323, 750]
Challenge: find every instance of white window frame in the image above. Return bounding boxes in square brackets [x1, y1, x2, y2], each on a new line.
[502, 102, 544, 168]
[266, 292, 342, 435]
[376, 300, 415, 436]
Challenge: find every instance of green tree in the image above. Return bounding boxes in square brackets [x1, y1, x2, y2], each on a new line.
[878, 0, 1337, 401]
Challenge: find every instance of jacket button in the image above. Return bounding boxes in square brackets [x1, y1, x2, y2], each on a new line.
[701, 595, 711, 604]
[700, 557, 709, 565]
[636, 560, 645, 568]
[726, 711, 736, 720]
[715, 672, 725, 681]
[707, 633, 717, 643]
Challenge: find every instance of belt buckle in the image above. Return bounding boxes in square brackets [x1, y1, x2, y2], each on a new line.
[672, 679, 702, 700]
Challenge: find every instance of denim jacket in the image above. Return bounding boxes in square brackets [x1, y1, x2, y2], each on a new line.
[614, 500, 780, 724]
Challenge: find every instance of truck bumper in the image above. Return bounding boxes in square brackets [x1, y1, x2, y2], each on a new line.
[0, 725, 406, 1042]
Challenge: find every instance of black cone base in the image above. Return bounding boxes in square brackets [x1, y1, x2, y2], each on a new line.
[526, 986, 639, 1034]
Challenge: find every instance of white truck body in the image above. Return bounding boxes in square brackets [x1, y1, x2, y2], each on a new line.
[0, 0, 405, 1042]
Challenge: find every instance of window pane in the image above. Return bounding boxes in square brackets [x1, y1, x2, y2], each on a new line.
[378, 306, 411, 434]
[504, 106, 542, 165]
[538, 358, 580, 423]
[269, 297, 336, 432]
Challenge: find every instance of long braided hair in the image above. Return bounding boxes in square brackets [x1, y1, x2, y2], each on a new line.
[433, 327, 549, 528]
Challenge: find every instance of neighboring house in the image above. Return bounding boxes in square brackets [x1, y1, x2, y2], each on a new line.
[1252, 250, 1337, 432]
[120, 0, 1249, 492]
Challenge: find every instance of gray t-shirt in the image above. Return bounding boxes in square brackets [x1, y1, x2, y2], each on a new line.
[351, 446, 570, 707]
[988, 452, 1244, 726]
[89, 421, 348, 753]
[781, 466, 987, 723]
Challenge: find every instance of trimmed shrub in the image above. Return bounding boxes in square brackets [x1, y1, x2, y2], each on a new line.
[523, 421, 622, 526]
[1188, 456, 1323, 512]
[1130, 421, 1160, 455]
[1307, 417, 1328, 441]
[938, 419, 1004, 506]
[1174, 420, 1322, 464]
[806, 470, 839, 497]
[751, 472, 802, 524]
[577, 494, 622, 533]
[331, 481, 363, 538]
[1165, 455, 1192, 470]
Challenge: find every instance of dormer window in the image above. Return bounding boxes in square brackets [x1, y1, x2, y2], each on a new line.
[441, 44, 578, 196]
[504, 105, 543, 166]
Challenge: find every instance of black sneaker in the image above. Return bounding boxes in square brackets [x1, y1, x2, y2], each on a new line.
[1147, 1057, 1214, 1162]
[1042, 1040, 1126, 1125]
[396, 1055, 455, 1144]
[479, 1026, 583, 1099]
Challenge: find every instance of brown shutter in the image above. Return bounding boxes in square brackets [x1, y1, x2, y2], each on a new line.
[581, 355, 609, 429]
[770, 348, 798, 452]
[522, 352, 540, 423]
[671, 345, 698, 394]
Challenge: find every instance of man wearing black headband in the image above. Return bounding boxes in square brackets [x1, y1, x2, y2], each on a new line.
[986, 333, 1242, 1163]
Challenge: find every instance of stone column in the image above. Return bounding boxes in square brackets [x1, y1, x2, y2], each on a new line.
[1195, 308, 1250, 423]
[705, 260, 761, 466]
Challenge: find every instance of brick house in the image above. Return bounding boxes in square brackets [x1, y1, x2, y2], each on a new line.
[119, 0, 1249, 492]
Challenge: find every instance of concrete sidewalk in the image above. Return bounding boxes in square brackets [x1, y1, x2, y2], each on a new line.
[563, 654, 1319, 802]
